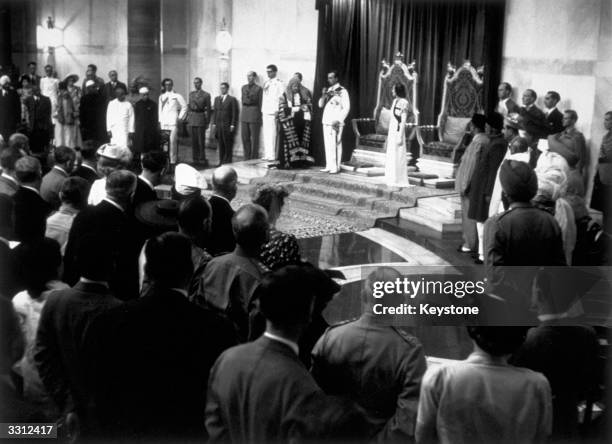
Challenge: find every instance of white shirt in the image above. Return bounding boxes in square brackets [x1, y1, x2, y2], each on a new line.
[1, 173, 17, 185]
[40, 76, 59, 102]
[318, 83, 350, 125]
[22, 185, 40, 195]
[262, 77, 285, 114]
[496, 97, 510, 116]
[80, 277, 109, 287]
[263, 331, 299, 355]
[102, 197, 125, 212]
[139, 175, 155, 191]
[106, 99, 134, 147]
[159, 91, 187, 128]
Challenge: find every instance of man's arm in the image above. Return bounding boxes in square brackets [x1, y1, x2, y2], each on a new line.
[127, 103, 135, 134]
[338, 89, 350, 122]
[204, 360, 230, 442]
[177, 93, 188, 121]
[415, 368, 441, 444]
[105, 101, 113, 135]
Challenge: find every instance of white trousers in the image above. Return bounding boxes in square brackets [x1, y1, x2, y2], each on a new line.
[477, 221, 485, 261]
[323, 124, 343, 172]
[262, 114, 277, 160]
[162, 125, 179, 164]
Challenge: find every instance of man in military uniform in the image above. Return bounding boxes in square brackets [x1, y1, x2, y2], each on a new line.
[240, 71, 263, 160]
[311, 267, 426, 442]
[318, 70, 350, 174]
[188, 77, 212, 167]
[548, 109, 588, 185]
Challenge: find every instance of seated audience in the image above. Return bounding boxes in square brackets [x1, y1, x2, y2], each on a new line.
[416, 326, 552, 444]
[208, 165, 238, 255]
[0, 146, 23, 196]
[0, 195, 17, 298]
[84, 232, 236, 441]
[13, 156, 51, 243]
[45, 177, 89, 254]
[251, 183, 301, 269]
[87, 143, 132, 206]
[40, 145, 76, 210]
[312, 267, 427, 442]
[8, 133, 31, 156]
[63, 170, 139, 300]
[34, 235, 121, 431]
[71, 139, 100, 188]
[543, 90, 564, 135]
[548, 109, 588, 185]
[205, 265, 321, 443]
[12, 238, 68, 418]
[133, 150, 166, 208]
[198, 204, 269, 340]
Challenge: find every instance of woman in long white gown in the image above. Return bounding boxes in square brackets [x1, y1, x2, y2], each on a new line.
[384, 83, 410, 187]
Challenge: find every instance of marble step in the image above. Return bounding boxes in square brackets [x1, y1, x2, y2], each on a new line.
[286, 193, 386, 227]
[417, 194, 462, 219]
[399, 206, 462, 234]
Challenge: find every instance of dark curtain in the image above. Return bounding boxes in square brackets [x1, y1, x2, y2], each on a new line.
[312, 0, 506, 165]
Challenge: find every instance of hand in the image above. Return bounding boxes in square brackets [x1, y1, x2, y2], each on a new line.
[65, 411, 80, 444]
[321, 87, 327, 95]
[332, 121, 341, 131]
[230, 125, 235, 133]
[107, 131, 112, 138]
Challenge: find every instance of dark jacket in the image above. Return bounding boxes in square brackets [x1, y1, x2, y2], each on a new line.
[84, 287, 236, 441]
[71, 164, 99, 187]
[311, 315, 427, 441]
[519, 105, 548, 138]
[23, 94, 52, 132]
[79, 92, 107, 142]
[206, 336, 321, 443]
[212, 95, 239, 129]
[63, 200, 141, 301]
[467, 134, 508, 222]
[240, 84, 263, 124]
[0, 88, 21, 140]
[132, 176, 157, 209]
[208, 194, 235, 255]
[40, 167, 69, 211]
[102, 81, 128, 104]
[546, 108, 564, 135]
[34, 281, 122, 415]
[0, 175, 19, 197]
[13, 186, 51, 243]
[133, 98, 160, 153]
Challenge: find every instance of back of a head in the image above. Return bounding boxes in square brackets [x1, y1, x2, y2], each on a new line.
[106, 170, 137, 202]
[259, 265, 317, 328]
[178, 195, 211, 235]
[15, 156, 41, 184]
[509, 137, 529, 154]
[141, 150, 167, 173]
[467, 326, 528, 356]
[232, 203, 269, 253]
[0, 146, 22, 172]
[54, 145, 76, 166]
[80, 140, 98, 161]
[212, 165, 238, 196]
[499, 159, 538, 203]
[144, 232, 193, 288]
[76, 234, 114, 281]
[251, 183, 289, 214]
[60, 176, 89, 209]
[363, 266, 404, 306]
[8, 133, 29, 154]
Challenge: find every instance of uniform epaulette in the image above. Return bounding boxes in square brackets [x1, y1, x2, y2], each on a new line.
[391, 327, 420, 346]
[328, 317, 357, 329]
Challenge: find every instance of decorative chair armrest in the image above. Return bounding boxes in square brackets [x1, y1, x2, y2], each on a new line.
[416, 125, 439, 147]
[351, 118, 376, 138]
[404, 122, 419, 141]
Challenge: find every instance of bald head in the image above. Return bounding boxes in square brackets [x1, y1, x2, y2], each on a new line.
[212, 165, 238, 201]
[232, 203, 269, 255]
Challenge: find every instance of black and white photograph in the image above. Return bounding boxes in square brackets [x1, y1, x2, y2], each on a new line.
[0, 0, 611, 443]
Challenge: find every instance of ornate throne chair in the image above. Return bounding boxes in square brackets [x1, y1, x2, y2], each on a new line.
[416, 61, 484, 179]
[347, 53, 419, 171]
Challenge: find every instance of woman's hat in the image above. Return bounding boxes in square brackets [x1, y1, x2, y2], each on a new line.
[135, 199, 179, 231]
[174, 163, 207, 196]
[64, 74, 79, 84]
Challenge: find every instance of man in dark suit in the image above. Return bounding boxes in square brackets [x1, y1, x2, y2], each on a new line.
[208, 165, 237, 255]
[0, 75, 21, 142]
[240, 71, 263, 160]
[544, 91, 564, 135]
[18, 62, 41, 88]
[206, 265, 321, 442]
[519, 89, 548, 139]
[0, 146, 23, 196]
[80, 81, 107, 143]
[0, 195, 17, 298]
[40, 145, 76, 210]
[34, 235, 122, 424]
[495, 82, 520, 118]
[133, 150, 166, 208]
[12, 156, 51, 243]
[211, 82, 239, 165]
[71, 140, 100, 188]
[80, 64, 105, 94]
[63, 170, 140, 301]
[84, 232, 236, 442]
[133, 87, 159, 154]
[101, 70, 127, 105]
[23, 86, 53, 156]
[188, 77, 212, 166]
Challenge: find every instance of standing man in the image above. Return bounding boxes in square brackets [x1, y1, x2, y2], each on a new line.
[159, 78, 187, 167]
[318, 70, 350, 174]
[261, 65, 284, 161]
[0, 75, 20, 142]
[102, 70, 128, 105]
[240, 71, 263, 160]
[23, 86, 53, 161]
[80, 80, 107, 143]
[548, 110, 588, 184]
[40, 65, 59, 127]
[496, 82, 520, 118]
[544, 91, 564, 135]
[519, 89, 548, 139]
[106, 85, 134, 148]
[133, 87, 159, 154]
[81, 64, 105, 93]
[188, 77, 212, 167]
[211, 82, 239, 166]
[18, 62, 41, 88]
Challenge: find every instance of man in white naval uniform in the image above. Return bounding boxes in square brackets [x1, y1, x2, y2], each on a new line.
[40, 64, 59, 126]
[261, 64, 284, 161]
[159, 78, 188, 165]
[106, 85, 134, 148]
[318, 71, 350, 174]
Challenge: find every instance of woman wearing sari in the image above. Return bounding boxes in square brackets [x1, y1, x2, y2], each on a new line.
[275, 77, 315, 169]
